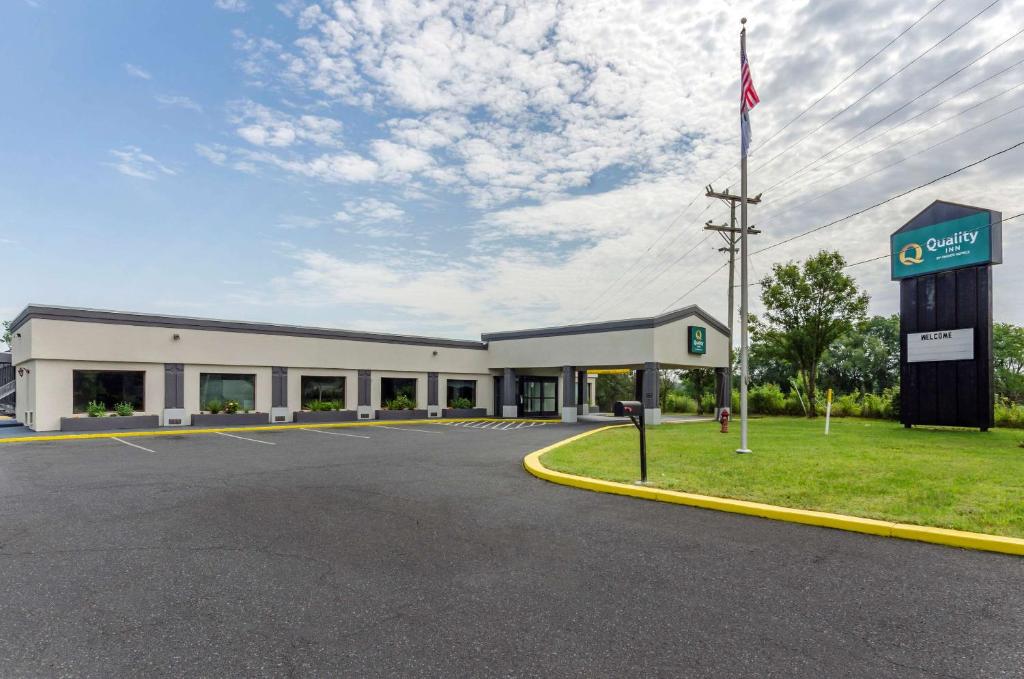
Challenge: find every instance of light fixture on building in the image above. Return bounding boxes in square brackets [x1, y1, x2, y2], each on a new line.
[172, 333, 181, 341]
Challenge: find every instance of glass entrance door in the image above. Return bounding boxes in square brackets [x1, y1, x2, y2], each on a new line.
[519, 377, 558, 417]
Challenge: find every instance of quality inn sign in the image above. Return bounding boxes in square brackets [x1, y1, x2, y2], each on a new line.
[890, 211, 1000, 279]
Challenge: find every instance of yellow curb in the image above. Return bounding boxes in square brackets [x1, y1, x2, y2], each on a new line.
[0, 418, 556, 444]
[523, 426, 1024, 557]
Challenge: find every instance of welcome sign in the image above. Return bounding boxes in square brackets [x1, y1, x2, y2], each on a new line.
[890, 212, 994, 279]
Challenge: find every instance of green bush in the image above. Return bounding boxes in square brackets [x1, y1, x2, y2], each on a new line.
[305, 399, 341, 411]
[223, 400, 240, 414]
[665, 393, 695, 413]
[205, 399, 223, 414]
[384, 394, 416, 411]
[86, 401, 106, 418]
[699, 393, 717, 414]
[996, 397, 1024, 428]
[448, 397, 474, 410]
[783, 393, 805, 416]
[748, 383, 786, 415]
[830, 393, 861, 417]
[860, 392, 888, 419]
[113, 401, 135, 417]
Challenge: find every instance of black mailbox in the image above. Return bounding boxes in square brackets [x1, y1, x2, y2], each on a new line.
[613, 400, 643, 417]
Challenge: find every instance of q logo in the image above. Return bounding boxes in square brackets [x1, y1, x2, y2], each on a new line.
[898, 242, 924, 266]
[695, 329, 703, 342]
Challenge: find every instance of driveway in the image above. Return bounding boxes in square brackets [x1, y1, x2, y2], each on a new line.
[0, 423, 1020, 677]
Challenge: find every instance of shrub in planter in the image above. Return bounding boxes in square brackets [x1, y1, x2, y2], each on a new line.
[448, 397, 474, 410]
[306, 399, 342, 412]
[205, 399, 223, 414]
[86, 401, 106, 418]
[223, 400, 240, 414]
[114, 401, 135, 417]
[384, 394, 417, 411]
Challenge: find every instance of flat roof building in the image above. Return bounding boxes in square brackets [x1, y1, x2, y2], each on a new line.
[9, 304, 730, 431]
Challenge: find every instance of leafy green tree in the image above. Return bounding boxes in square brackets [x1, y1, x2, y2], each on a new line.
[1, 321, 10, 349]
[753, 250, 869, 417]
[595, 373, 633, 412]
[820, 315, 899, 394]
[678, 368, 715, 413]
[993, 322, 1024, 403]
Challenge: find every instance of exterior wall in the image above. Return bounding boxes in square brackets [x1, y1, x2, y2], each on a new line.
[288, 368, 360, 412]
[486, 328, 654, 369]
[27, 360, 164, 432]
[24, 319, 490, 374]
[14, 359, 36, 429]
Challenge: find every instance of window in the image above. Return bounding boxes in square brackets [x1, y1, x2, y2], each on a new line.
[301, 375, 345, 408]
[73, 370, 145, 413]
[446, 379, 477, 406]
[381, 377, 417, 404]
[200, 373, 256, 411]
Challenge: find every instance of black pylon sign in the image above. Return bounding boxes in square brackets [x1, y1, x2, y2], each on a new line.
[891, 200, 1002, 431]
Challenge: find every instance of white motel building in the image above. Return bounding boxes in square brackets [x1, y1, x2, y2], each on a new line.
[8, 304, 730, 432]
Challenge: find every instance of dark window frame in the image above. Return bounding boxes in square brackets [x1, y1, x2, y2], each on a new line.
[72, 370, 146, 413]
[300, 375, 346, 409]
[199, 372, 257, 411]
[380, 377, 417, 405]
[446, 379, 477, 407]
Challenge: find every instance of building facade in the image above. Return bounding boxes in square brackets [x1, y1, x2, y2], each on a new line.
[10, 305, 730, 431]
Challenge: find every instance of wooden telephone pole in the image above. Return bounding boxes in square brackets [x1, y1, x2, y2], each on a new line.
[703, 184, 761, 415]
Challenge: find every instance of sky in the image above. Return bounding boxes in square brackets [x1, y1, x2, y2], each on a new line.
[2, 0, 1022, 342]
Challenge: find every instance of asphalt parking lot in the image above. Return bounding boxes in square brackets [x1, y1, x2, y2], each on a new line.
[0, 421, 1021, 678]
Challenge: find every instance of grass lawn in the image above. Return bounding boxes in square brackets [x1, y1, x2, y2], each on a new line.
[542, 417, 1024, 538]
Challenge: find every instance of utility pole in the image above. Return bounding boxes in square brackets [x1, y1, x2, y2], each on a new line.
[704, 185, 760, 417]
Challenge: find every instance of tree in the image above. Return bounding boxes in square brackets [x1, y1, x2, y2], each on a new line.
[754, 250, 869, 417]
[993, 322, 1024, 403]
[1, 321, 10, 350]
[595, 373, 633, 412]
[819, 315, 899, 394]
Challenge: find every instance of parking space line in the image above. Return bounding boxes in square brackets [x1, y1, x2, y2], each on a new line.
[374, 425, 442, 434]
[215, 431, 275, 445]
[300, 427, 371, 439]
[111, 437, 156, 453]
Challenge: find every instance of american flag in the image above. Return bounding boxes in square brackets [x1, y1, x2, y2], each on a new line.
[740, 30, 760, 158]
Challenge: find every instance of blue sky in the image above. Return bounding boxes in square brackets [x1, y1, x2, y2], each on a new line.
[3, 0, 1022, 340]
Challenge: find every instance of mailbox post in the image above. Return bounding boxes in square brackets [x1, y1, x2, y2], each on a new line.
[614, 400, 647, 484]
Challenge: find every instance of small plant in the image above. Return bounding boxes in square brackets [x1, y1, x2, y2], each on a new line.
[205, 399, 223, 414]
[85, 401, 106, 418]
[113, 401, 135, 417]
[223, 400, 240, 414]
[448, 397, 473, 410]
[306, 399, 341, 412]
[384, 394, 416, 411]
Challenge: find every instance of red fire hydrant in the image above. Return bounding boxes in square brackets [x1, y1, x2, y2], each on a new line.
[719, 409, 730, 433]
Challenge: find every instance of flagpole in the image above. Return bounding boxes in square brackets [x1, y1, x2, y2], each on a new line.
[737, 17, 752, 454]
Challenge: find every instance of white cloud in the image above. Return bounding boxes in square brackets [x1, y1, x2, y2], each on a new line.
[229, 100, 344, 147]
[105, 146, 176, 180]
[155, 94, 202, 112]
[195, 143, 228, 165]
[123, 63, 152, 80]
[333, 198, 405, 223]
[214, 0, 248, 11]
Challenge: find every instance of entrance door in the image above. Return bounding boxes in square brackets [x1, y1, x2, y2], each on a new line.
[519, 377, 558, 417]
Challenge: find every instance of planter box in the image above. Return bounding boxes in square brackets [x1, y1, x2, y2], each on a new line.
[191, 412, 268, 427]
[61, 414, 160, 432]
[293, 410, 358, 423]
[442, 408, 487, 418]
[374, 409, 429, 420]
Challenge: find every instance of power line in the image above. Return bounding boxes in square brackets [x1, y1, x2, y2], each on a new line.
[752, 0, 950, 154]
[751, 0, 1002, 175]
[764, 59, 1024, 207]
[760, 26, 1024, 197]
[659, 261, 730, 313]
[751, 138, 1024, 256]
[757, 99, 1024, 229]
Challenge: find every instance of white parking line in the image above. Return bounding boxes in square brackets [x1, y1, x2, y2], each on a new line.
[374, 425, 442, 434]
[300, 427, 371, 439]
[111, 437, 156, 453]
[215, 431, 275, 445]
